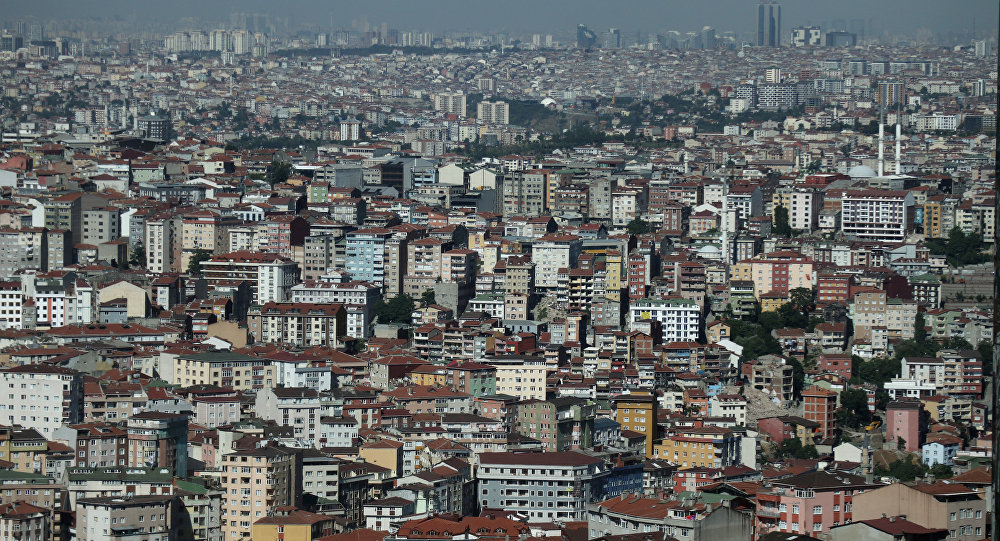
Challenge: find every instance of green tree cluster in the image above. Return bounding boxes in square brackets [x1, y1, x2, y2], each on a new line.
[923, 227, 990, 267]
[626, 218, 653, 235]
[376, 294, 415, 324]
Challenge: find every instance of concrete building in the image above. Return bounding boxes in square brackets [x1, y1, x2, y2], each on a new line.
[853, 483, 988, 541]
[588, 494, 753, 541]
[220, 446, 302, 540]
[628, 297, 701, 344]
[477, 451, 609, 522]
[76, 495, 180, 541]
[802, 385, 838, 442]
[842, 190, 914, 243]
[201, 251, 299, 304]
[126, 412, 188, 475]
[345, 228, 393, 288]
[0, 501, 50, 541]
[255, 387, 322, 441]
[477, 101, 509, 125]
[247, 302, 347, 348]
[612, 392, 658, 457]
[0, 364, 83, 438]
[886, 399, 923, 452]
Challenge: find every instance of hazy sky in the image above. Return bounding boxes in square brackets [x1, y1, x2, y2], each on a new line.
[7, 0, 999, 38]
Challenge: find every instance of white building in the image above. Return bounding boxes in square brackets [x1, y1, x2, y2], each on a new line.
[841, 190, 914, 243]
[291, 280, 380, 338]
[255, 387, 322, 441]
[629, 297, 701, 343]
[0, 364, 84, 438]
[532, 234, 582, 289]
[477, 101, 510, 125]
[789, 188, 823, 232]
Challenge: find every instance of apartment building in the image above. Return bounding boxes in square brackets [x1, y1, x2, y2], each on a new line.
[731, 251, 813, 300]
[628, 297, 701, 344]
[486, 356, 548, 400]
[587, 494, 753, 541]
[477, 101, 509, 124]
[247, 302, 347, 348]
[126, 412, 188, 475]
[256, 387, 322, 441]
[612, 392, 658, 457]
[53, 423, 128, 468]
[802, 385, 837, 441]
[170, 351, 275, 393]
[853, 482, 988, 541]
[756, 470, 880, 537]
[477, 451, 609, 522]
[515, 398, 596, 452]
[345, 228, 393, 287]
[220, 446, 302, 540]
[652, 427, 741, 468]
[291, 280, 380, 339]
[502, 170, 548, 217]
[0, 364, 83, 438]
[76, 495, 180, 541]
[201, 251, 299, 304]
[842, 190, 914, 243]
[0, 501, 49, 541]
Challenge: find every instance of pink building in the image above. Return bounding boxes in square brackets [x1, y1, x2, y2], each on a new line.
[886, 399, 924, 452]
[756, 470, 881, 537]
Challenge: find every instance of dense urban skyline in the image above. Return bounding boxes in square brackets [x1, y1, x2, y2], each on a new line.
[2, 0, 998, 40]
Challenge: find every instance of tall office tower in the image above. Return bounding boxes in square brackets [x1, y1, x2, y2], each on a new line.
[756, 1, 781, 47]
[28, 24, 43, 42]
[576, 24, 597, 48]
[702, 26, 717, 49]
[604, 28, 621, 48]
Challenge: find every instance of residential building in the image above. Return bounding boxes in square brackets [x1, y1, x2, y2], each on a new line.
[220, 446, 302, 540]
[477, 451, 609, 522]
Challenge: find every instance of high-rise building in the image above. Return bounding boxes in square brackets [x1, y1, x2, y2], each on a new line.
[220, 446, 302, 540]
[702, 26, 717, 49]
[476, 100, 509, 125]
[791, 26, 822, 47]
[432, 92, 467, 116]
[756, 1, 781, 47]
[576, 24, 596, 48]
[802, 385, 837, 441]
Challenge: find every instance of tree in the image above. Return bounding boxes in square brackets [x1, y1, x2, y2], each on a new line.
[929, 463, 954, 479]
[267, 161, 292, 187]
[836, 388, 872, 429]
[626, 218, 652, 235]
[914, 312, 928, 343]
[789, 287, 816, 316]
[420, 289, 436, 306]
[976, 340, 993, 376]
[776, 436, 819, 459]
[129, 240, 146, 268]
[375, 294, 415, 324]
[187, 249, 212, 275]
[773, 205, 792, 237]
[875, 455, 926, 482]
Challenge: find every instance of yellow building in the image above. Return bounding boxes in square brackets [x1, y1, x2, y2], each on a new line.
[652, 427, 738, 469]
[604, 249, 624, 304]
[612, 391, 658, 458]
[409, 365, 448, 387]
[760, 291, 787, 312]
[731, 252, 814, 300]
[172, 351, 275, 393]
[251, 509, 334, 541]
[221, 447, 300, 540]
[358, 439, 404, 476]
[923, 200, 944, 239]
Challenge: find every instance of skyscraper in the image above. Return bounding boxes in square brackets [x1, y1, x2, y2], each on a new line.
[576, 24, 597, 48]
[756, 1, 781, 47]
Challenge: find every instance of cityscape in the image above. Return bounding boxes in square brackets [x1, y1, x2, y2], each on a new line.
[0, 1, 995, 541]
